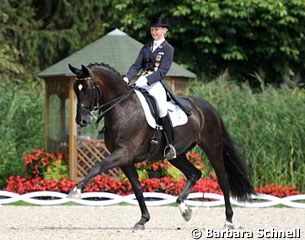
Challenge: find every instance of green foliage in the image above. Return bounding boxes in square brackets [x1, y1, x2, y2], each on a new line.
[170, 0, 305, 84]
[165, 166, 184, 181]
[0, 37, 25, 80]
[1, 0, 305, 84]
[44, 160, 69, 181]
[0, 0, 110, 79]
[0, 80, 44, 188]
[189, 79, 305, 190]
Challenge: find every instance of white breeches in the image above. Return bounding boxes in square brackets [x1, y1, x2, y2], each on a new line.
[140, 81, 168, 118]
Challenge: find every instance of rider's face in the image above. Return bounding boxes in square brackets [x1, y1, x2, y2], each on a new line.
[150, 27, 167, 40]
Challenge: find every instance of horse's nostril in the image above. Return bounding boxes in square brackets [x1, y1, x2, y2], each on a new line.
[77, 119, 87, 127]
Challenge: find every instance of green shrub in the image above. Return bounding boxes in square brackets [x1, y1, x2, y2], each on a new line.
[0, 80, 44, 188]
[189, 79, 305, 190]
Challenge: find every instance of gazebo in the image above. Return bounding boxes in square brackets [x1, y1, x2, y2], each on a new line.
[38, 29, 196, 180]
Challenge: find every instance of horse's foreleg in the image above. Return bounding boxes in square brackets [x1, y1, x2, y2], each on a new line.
[169, 154, 202, 221]
[121, 165, 150, 230]
[68, 148, 130, 198]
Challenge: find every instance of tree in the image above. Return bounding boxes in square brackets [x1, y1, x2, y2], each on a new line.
[1, 0, 305, 85]
[168, 0, 305, 85]
[0, 0, 112, 79]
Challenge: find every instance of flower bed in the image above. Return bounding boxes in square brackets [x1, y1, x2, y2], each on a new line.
[255, 185, 301, 198]
[4, 174, 301, 198]
[23, 148, 69, 180]
[3, 149, 303, 198]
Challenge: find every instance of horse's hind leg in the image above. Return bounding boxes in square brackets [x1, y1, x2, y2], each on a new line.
[121, 164, 150, 230]
[199, 137, 234, 229]
[169, 154, 202, 221]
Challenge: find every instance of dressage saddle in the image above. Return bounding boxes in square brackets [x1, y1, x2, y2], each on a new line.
[161, 80, 192, 116]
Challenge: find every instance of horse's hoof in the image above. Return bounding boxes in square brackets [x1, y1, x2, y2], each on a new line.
[224, 220, 234, 229]
[178, 201, 192, 222]
[182, 207, 192, 222]
[67, 187, 81, 199]
[133, 223, 145, 230]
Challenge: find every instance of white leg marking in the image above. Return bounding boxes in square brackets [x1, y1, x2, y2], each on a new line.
[224, 220, 234, 229]
[179, 201, 187, 214]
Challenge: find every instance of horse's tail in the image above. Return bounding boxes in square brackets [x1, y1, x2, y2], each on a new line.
[222, 121, 255, 201]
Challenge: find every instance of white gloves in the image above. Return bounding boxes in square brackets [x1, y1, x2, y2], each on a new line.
[123, 76, 148, 87]
[135, 76, 148, 87]
[123, 77, 129, 84]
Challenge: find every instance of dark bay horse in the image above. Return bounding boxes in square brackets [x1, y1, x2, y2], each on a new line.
[68, 63, 254, 230]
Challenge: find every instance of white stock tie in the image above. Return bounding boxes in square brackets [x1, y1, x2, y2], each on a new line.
[152, 42, 158, 52]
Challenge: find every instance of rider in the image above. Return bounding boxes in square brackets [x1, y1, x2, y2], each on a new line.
[123, 17, 176, 160]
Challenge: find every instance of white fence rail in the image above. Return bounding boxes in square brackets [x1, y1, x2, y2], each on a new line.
[0, 191, 305, 208]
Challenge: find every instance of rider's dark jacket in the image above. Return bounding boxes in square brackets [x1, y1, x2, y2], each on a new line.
[124, 40, 174, 85]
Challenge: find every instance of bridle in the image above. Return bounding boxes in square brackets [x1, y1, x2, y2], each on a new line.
[75, 77, 135, 125]
[75, 77, 102, 112]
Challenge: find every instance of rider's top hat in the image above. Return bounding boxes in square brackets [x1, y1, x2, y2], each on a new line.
[149, 17, 170, 28]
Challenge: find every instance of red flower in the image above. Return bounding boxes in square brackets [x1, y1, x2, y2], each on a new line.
[255, 185, 301, 197]
[4, 174, 303, 198]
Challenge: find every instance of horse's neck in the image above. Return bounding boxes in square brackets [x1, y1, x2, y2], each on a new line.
[98, 74, 129, 103]
[103, 90, 147, 152]
[104, 92, 141, 124]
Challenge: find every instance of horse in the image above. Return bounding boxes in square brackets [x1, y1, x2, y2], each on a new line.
[67, 63, 255, 230]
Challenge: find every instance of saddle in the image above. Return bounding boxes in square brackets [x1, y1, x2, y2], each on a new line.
[134, 84, 192, 159]
[135, 87, 160, 123]
[161, 80, 192, 116]
[135, 81, 192, 121]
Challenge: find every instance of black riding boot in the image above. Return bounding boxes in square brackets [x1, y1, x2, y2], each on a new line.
[162, 114, 176, 160]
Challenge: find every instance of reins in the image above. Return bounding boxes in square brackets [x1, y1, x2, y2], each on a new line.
[94, 86, 135, 125]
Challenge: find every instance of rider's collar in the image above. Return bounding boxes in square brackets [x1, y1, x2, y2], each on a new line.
[153, 38, 165, 47]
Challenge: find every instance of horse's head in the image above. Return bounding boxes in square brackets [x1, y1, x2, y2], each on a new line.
[69, 63, 130, 127]
[69, 64, 100, 127]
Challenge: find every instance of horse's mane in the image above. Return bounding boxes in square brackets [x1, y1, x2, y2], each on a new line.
[87, 63, 122, 78]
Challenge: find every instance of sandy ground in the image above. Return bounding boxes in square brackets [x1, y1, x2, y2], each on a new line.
[0, 206, 304, 240]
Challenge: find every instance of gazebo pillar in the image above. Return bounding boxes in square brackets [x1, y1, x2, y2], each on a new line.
[68, 78, 77, 180]
[42, 76, 78, 180]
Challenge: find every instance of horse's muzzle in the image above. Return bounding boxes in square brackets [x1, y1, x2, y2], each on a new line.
[77, 119, 88, 127]
[76, 114, 92, 127]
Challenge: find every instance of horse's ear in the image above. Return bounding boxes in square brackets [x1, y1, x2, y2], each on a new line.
[68, 64, 81, 76]
[81, 65, 91, 78]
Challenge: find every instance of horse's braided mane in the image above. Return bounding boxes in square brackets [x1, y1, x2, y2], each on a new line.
[87, 62, 122, 78]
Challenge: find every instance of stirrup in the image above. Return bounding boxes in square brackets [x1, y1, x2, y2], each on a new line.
[164, 144, 176, 160]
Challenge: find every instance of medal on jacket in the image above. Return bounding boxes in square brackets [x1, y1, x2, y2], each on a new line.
[154, 52, 164, 71]
[156, 54, 162, 62]
[155, 54, 162, 69]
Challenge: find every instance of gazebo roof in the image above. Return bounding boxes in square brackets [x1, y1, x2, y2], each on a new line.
[38, 29, 196, 79]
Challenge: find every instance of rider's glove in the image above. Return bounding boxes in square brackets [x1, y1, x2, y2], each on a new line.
[123, 77, 129, 84]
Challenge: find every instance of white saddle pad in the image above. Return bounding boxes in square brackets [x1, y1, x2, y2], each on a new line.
[135, 90, 188, 129]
